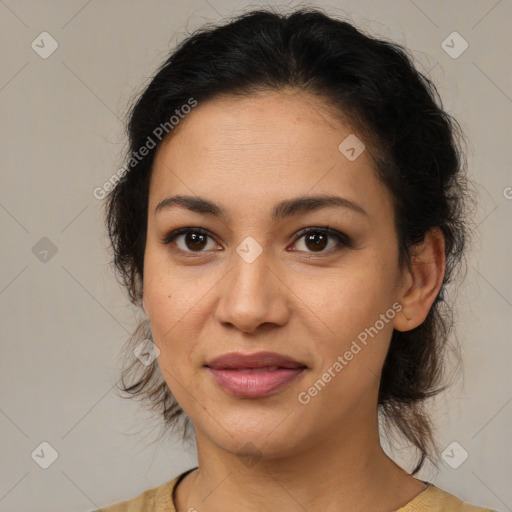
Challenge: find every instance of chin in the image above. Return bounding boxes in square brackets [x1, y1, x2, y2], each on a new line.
[197, 411, 308, 460]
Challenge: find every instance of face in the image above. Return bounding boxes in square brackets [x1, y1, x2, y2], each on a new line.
[142, 89, 406, 460]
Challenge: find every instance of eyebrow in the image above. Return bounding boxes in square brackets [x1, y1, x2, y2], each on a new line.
[155, 194, 368, 221]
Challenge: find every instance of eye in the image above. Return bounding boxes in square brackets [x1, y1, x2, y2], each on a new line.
[162, 227, 220, 254]
[162, 225, 352, 256]
[290, 226, 352, 254]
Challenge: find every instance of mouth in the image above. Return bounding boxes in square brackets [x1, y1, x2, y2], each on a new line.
[218, 366, 288, 372]
[205, 351, 307, 370]
[205, 351, 307, 398]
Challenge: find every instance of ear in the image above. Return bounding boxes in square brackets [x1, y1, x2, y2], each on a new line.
[393, 227, 446, 332]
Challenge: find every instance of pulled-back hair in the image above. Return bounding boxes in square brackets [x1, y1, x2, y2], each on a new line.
[105, 6, 474, 474]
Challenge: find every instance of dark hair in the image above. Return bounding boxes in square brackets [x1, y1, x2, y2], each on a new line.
[105, 6, 474, 474]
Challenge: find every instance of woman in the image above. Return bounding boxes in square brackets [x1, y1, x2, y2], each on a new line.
[95, 6, 496, 512]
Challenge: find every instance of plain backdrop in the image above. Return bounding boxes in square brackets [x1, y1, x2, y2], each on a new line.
[0, 1, 511, 511]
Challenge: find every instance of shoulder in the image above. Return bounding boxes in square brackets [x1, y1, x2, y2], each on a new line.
[396, 482, 498, 512]
[89, 474, 181, 512]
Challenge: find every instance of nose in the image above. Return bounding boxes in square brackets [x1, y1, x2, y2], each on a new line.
[214, 245, 291, 334]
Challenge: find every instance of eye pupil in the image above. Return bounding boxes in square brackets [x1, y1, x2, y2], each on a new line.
[186, 232, 207, 251]
[305, 232, 328, 251]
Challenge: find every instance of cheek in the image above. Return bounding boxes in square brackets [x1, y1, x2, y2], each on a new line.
[143, 274, 200, 396]
[305, 263, 392, 327]
[142, 254, 215, 370]
[143, 249, 198, 327]
[299, 260, 398, 380]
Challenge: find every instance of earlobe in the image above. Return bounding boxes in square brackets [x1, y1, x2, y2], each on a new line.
[393, 227, 446, 332]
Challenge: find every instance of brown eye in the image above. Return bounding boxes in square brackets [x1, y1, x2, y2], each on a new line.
[291, 227, 352, 254]
[163, 228, 218, 253]
[183, 231, 208, 251]
[303, 232, 329, 251]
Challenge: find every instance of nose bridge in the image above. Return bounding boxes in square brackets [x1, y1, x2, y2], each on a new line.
[229, 239, 272, 303]
[215, 239, 289, 331]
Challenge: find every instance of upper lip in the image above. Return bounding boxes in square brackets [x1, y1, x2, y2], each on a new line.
[206, 351, 307, 370]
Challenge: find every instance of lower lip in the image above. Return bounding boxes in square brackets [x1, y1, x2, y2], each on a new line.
[207, 367, 306, 398]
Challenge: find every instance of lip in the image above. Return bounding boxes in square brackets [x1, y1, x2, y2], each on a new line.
[208, 367, 306, 398]
[206, 351, 306, 370]
[205, 351, 307, 398]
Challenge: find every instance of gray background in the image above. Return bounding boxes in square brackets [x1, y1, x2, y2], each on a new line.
[0, 1, 511, 511]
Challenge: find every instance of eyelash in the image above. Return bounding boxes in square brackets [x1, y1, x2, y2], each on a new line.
[161, 225, 353, 256]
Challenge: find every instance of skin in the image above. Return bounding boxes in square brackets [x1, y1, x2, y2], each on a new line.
[142, 89, 446, 512]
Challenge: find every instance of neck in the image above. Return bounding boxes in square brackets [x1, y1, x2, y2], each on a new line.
[174, 407, 426, 512]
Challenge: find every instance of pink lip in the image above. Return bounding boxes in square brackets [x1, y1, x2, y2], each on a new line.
[206, 351, 306, 370]
[205, 351, 307, 398]
[208, 367, 306, 398]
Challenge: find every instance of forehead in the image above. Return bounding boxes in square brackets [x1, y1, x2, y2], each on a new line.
[154, 89, 349, 163]
[149, 90, 391, 222]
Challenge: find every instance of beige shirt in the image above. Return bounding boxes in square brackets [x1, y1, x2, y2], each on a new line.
[92, 468, 497, 512]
